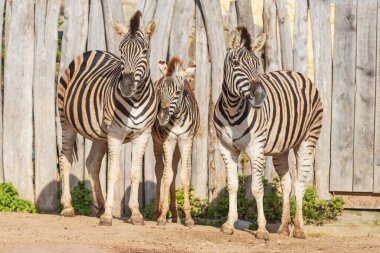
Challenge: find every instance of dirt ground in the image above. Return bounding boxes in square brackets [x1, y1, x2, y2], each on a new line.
[0, 211, 379, 253]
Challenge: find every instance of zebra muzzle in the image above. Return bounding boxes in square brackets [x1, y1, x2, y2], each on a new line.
[157, 108, 170, 126]
[119, 73, 136, 97]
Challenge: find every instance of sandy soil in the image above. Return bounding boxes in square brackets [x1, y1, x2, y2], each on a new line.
[0, 212, 379, 253]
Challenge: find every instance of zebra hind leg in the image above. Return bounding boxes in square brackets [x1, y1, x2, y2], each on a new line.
[273, 151, 291, 236]
[293, 140, 315, 239]
[85, 141, 107, 218]
[218, 141, 239, 235]
[59, 125, 77, 217]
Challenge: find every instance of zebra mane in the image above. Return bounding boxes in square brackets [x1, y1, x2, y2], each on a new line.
[167, 56, 182, 76]
[237, 27, 252, 50]
[130, 11, 142, 34]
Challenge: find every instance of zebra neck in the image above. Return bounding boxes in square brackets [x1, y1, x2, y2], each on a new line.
[221, 83, 247, 117]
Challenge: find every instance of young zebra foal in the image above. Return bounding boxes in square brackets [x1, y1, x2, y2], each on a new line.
[152, 57, 199, 227]
[214, 28, 323, 240]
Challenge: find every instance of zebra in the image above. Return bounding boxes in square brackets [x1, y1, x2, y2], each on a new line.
[213, 27, 323, 240]
[57, 11, 157, 226]
[151, 57, 198, 227]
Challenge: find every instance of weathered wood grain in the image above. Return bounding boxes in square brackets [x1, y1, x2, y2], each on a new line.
[149, 0, 175, 82]
[59, 0, 89, 188]
[141, 0, 156, 26]
[101, 0, 124, 55]
[3, 0, 11, 52]
[3, 0, 35, 201]
[275, 0, 293, 70]
[264, 0, 280, 72]
[310, 0, 332, 199]
[33, 0, 60, 211]
[228, 1, 237, 32]
[293, 0, 308, 75]
[353, 0, 377, 193]
[169, 0, 195, 68]
[375, 1, 380, 194]
[198, 0, 227, 201]
[330, 0, 357, 192]
[192, 2, 210, 199]
[0, 0, 5, 183]
[235, 0, 255, 37]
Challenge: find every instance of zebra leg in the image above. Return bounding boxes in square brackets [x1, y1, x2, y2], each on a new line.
[129, 131, 151, 225]
[99, 134, 122, 226]
[219, 141, 239, 235]
[59, 125, 77, 217]
[85, 141, 107, 218]
[273, 152, 291, 236]
[157, 137, 177, 226]
[293, 141, 314, 239]
[170, 145, 180, 224]
[152, 137, 164, 221]
[247, 144, 269, 240]
[179, 138, 194, 227]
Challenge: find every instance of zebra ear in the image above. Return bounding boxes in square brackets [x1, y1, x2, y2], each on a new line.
[112, 20, 128, 36]
[144, 19, 157, 37]
[158, 60, 167, 76]
[228, 29, 241, 49]
[252, 33, 266, 52]
[182, 67, 196, 80]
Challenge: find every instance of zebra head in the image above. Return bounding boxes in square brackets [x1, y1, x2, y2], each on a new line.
[156, 57, 195, 126]
[225, 27, 267, 108]
[112, 11, 157, 98]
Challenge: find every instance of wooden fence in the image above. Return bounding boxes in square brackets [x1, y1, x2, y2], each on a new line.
[0, 0, 379, 215]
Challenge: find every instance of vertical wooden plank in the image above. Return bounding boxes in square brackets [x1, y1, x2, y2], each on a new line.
[192, 2, 210, 199]
[141, 0, 156, 26]
[101, 0, 124, 55]
[34, 0, 60, 211]
[59, 0, 89, 188]
[3, 0, 34, 201]
[85, 0, 107, 194]
[330, 0, 357, 192]
[353, 0, 377, 192]
[310, 0, 332, 199]
[136, 0, 146, 13]
[228, 1, 237, 32]
[198, 0, 226, 201]
[235, 0, 255, 37]
[275, 0, 293, 70]
[3, 0, 11, 52]
[169, 0, 195, 68]
[375, 0, 380, 194]
[149, 0, 175, 82]
[293, 0, 308, 75]
[0, 0, 5, 183]
[264, 0, 280, 72]
[143, 138, 157, 206]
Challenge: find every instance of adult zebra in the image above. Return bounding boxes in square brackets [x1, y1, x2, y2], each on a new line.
[214, 27, 323, 240]
[57, 11, 157, 226]
[151, 57, 198, 227]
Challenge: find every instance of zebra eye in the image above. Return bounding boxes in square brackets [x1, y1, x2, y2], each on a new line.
[142, 49, 148, 55]
[232, 59, 239, 67]
[175, 90, 181, 95]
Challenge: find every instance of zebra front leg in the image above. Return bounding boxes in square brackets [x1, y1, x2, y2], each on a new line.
[247, 144, 269, 240]
[129, 131, 151, 225]
[219, 141, 239, 235]
[59, 125, 77, 217]
[99, 134, 122, 226]
[157, 137, 177, 226]
[86, 141, 107, 218]
[179, 138, 194, 227]
[169, 145, 180, 224]
[293, 141, 315, 239]
[273, 152, 291, 236]
[152, 137, 164, 221]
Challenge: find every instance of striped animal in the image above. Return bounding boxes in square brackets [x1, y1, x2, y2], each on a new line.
[214, 27, 323, 239]
[152, 57, 198, 227]
[57, 11, 157, 226]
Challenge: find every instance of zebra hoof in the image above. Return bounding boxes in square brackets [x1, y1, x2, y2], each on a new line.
[157, 218, 166, 226]
[221, 223, 234, 235]
[61, 207, 75, 217]
[131, 214, 145, 225]
[293, 229, 306, 239]
[185, 219, 195, 227]
[277, 224, 290, 236]
[256, 229, 270, 241]
[99, 215, 112, 226]
[171, 216, 181, 224]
